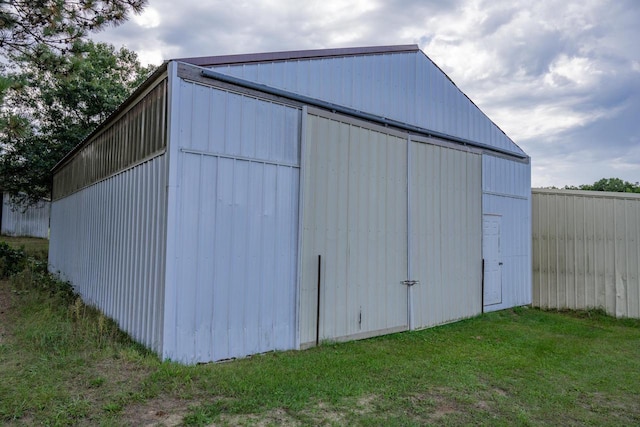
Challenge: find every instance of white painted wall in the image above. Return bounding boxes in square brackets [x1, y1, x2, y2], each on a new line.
[410, 138, 483, 328]
[300, 110, 409, 346]
[482, 155, 532, 312]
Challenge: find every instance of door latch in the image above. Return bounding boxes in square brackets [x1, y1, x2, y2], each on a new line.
[403, 280, 419, 287]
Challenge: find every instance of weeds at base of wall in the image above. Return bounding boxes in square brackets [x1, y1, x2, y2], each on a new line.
[0, 242, 28, 278]
[0, 241, 157, 424]
[2, 243, 149, 355]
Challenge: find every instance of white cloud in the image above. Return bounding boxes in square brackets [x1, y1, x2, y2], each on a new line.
[89, 0, 640, 187]
[544, 55, 602, 88]
[132, 7, 161, 29]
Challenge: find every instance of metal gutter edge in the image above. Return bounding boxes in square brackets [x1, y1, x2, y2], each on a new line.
[199, 67, 529, 161]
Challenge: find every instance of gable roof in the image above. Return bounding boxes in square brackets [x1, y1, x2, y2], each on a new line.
[175, 45, 526, 158]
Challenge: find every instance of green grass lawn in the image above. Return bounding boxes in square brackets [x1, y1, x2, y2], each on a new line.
[0, 242, 639, 425]
[0, 235, 49, 260]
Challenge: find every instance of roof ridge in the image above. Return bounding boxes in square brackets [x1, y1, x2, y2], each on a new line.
[173, 44, 419, 67]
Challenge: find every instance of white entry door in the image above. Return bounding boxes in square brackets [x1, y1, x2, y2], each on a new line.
[483, 214, 502, 306]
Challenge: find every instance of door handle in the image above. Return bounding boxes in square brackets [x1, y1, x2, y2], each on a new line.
[499, 262, 503, 265]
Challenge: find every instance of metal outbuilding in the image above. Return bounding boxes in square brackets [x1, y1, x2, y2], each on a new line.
[49, 45, 531, 363]
[1, 193, 50, 239]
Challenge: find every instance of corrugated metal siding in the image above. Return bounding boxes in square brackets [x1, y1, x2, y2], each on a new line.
[532, 189, 640, 318]
[49, 155, 167, 353]
[211, 52, 524, 156]
[300, 110, 408, 346]
[1, 194, 50, 238]
[164, 79, 300, 363]
[52, 79, 167, 200]
[410, 140, 482, 328]
[482, 155, 532, 312]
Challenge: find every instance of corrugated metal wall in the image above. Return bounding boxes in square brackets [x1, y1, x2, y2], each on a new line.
[53, 80, 167, 200]
[300, 110, 409, 346]
[49, 155, 168, 353]
[1, 194, 50, 238]
[211, 52, 524, 156]
[482, 155, 532, 311]
[163, 78, 300, 363]
[410, 138, 482, 328]
[532, 189, 640, 318]
[49, 74, 169, 354]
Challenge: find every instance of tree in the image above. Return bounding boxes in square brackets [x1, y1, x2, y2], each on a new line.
[0, 0, 147, 56]
[0, 41, 154, 205]
[565, 178, 640, 193]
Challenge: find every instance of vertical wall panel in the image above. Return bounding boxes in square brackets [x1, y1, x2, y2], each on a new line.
[300, 111, 408, 347]
[168, 154, 299, 363]
[1, 194, 50, 238]
[410, 141, 483, 328]
[482, 155, 532, 312]
[532, 189, 640, 318]
[165, 81, 300, 363]
[49, 155, 168, 353]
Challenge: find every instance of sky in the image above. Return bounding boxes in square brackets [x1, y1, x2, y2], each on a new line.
[91, 0, 640, 188]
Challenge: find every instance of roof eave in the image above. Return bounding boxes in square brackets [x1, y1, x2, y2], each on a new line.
[174, 44, 420, 67]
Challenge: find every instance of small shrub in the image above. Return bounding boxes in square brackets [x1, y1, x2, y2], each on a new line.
[10, 260, 77, 305]
[0, 242, 27, 278]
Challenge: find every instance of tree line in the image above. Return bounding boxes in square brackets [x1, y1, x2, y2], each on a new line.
[564, 178, 640, 194]
[0, 0, 151, 206]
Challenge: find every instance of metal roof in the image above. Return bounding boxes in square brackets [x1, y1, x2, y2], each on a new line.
[173, 44, 420, 67]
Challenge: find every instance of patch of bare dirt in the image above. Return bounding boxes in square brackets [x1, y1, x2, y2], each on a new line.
[409, 388, 462, 422]
[215, 408, 300, 427]
[214, 396, 379, 426]
[121, 397, 195, 427]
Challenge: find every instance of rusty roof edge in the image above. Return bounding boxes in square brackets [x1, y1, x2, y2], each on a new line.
[173, 44, 420, 67]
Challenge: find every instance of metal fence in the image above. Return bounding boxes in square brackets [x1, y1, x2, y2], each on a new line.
[1, 193, 50, 239]
[532, 188, 640, 318]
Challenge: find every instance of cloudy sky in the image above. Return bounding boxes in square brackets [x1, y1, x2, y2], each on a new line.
[91, 0, 640, 187]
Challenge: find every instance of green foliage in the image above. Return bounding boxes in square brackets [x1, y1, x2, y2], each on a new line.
[0, 0, 147, 56]
[0, 41, 154, 205]
[565, 177, 640, 193]
[0, 235, 49, 259]
[0, 241, 26, 277]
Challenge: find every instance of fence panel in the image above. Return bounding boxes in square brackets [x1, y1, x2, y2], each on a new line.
[532, 189, 640, 318]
